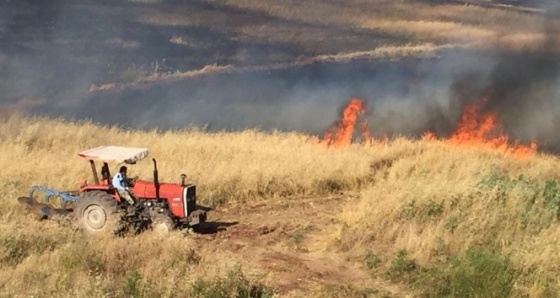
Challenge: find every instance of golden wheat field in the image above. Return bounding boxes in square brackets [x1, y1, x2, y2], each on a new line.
[0, 113, 559, 297]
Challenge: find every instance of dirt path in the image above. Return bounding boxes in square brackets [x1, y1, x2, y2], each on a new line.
[190, 196, 414, 297]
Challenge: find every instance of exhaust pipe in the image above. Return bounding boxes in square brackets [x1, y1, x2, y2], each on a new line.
[152, 158, 160, 200]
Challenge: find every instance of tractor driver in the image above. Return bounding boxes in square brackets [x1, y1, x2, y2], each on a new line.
[112, 166, 137, 207]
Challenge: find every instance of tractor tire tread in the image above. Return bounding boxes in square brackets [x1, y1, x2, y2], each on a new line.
[151, 213, 175, 234]
[74, 191, 123, 236]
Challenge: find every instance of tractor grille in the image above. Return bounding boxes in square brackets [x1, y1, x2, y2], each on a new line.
[182, 185, 196, 217]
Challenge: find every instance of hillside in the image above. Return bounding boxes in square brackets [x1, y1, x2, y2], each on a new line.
[1, 114, 560, 297]
[2, 0, 559, 137]
[2, 0, 560, 297]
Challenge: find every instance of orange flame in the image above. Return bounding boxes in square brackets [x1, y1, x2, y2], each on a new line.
[361, 119, 372, 145]
[422, 130, 437, 141]
[439, 96, 537, 159]
[321, 98, 368, 148]
[319, 96, 538, 159]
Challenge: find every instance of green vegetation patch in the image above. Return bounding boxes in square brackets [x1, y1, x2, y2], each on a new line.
[398, 199, 446, 222]
[320, 283, 387, 298]
[191, 266, 274, 298]
[386, 249, 418, 284]
[363, 251, 382, 270]
[426, 248, 518, 298]
[121, 269, 160, 298]
[360, 246, 558, 298]
[0, 234, 58, 267]
[477, 169, 560, 232]
[291, 223, 314, 246]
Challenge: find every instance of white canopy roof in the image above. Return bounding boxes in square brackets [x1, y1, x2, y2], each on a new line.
[78, 146, 149, 163]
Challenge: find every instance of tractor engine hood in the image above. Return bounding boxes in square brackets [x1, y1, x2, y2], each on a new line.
[132, 180, 183, 199]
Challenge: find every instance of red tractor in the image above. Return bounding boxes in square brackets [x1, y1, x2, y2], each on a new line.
[17, 146, 207, 236]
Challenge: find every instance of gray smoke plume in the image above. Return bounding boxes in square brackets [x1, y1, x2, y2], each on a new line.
[434, 1, 560, 152]
[364, 1, 560, 152]
[1, 1, 560, 152]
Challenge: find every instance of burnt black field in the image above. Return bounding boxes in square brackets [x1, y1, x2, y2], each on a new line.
[1, 0, 560, 151]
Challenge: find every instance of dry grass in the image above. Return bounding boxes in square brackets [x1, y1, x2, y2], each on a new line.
[0, 113, 378, 296]
[0, 225, 269, 297]
[0, 114, 375, 210]
[336, 139, 560, 296]
[2, 115, 560, 296]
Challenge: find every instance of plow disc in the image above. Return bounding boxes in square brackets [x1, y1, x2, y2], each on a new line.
[17, 196, 72, 221]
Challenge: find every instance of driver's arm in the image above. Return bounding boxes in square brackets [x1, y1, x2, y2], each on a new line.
[125, 176, 138, 187]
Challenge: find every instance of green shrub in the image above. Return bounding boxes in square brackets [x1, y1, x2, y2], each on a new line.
[399, 199, 445, 222]
[191, 266, 274, 298]
[116, 269, 159, 298]
[399, 200, 417, 220]
[291, 224, 314, 246]
[364, 252, 382, 270]
[0, 235, 27, 266]
[419, 200, 444, 220]
[59, 241, 105, 274]
[543, 179, 560, 219]
[123, 269, 142, 297]
[320, 283, 384, 298]
[427, 248, 518, 298]
[0, 234, 58, 267]
[444, 216, 458, 233]
[387, 249, 417, 282]
[316, 178, 349, 194]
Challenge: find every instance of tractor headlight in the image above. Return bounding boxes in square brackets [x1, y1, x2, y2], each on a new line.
[146, 202, 152, 207]
[159, 208, 164, 213]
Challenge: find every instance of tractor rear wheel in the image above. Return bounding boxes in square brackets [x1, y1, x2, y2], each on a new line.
[74, 191, 122, 236]
[151, 214, 174, 235]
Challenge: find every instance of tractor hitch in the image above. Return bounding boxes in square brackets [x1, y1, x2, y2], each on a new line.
[181, 209, 207, 226]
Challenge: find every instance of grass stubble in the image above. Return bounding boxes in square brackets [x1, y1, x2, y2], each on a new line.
[1, 114, 560, 297]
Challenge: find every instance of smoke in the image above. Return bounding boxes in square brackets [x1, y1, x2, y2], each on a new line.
[51, 61, 424, 134]
[437, 0, 560, 152]
[1, 1, 560, 152]
[363, 1, 560, 152]
[1, 0, 398, 134]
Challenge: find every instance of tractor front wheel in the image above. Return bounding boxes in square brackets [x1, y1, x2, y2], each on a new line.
[74, 191, 122, 236]
[151, 214, 174, 235]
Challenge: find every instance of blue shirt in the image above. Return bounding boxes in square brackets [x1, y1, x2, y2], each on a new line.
[112, 173, 126, 190]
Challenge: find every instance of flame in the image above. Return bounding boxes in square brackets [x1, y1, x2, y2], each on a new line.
[361, 119, 372, 145]
[422, 130, 437, 141]
[437, 96, 537, 159]
[319, 96, 538, 159]
[321, 98, 367, 148]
